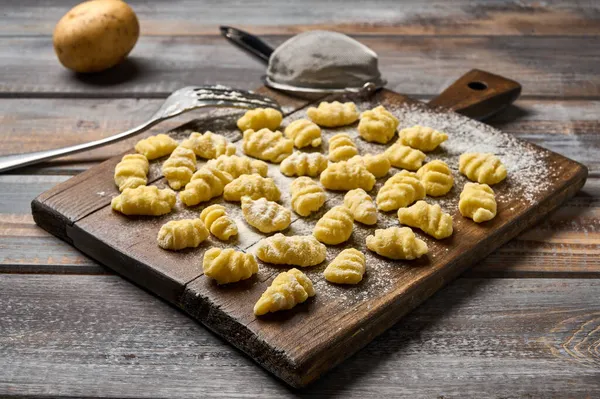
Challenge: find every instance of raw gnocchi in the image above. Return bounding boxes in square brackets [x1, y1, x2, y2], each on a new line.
[255, 233, 327, 267]
[111, 185, 176, 216]
[157, 218, 209, 250]
[323, 249, 366, 285]
[242, 128, 294, 163]
[241, 197, 291, 233]
[114, 154, 148, 192]
[416, 160, 454, 197]
[327, 133, 358, 162]
[459, 153, 507, 185]
[290, 177, 326, 217]
[237, 107, 282, 132]
[320, 161, 376, 192]
[399, 125, 448, 152]
[313, 206, 354, 245]
[459, 182, 497, 223]
[384, 142, 426, 170]
[344, 188, 378, 225]
[134, 134, 178, 160]
[357, 105, 399, 144]
[306, 101, 359, 127]
[348, 153, 391, 178]
[205, 155, 268, 179]
[366, 227, 428, 260]
[200, 204, 238, 241]
[223, 174, 281, 202]
[162, 146, 196, 190]
[203, 247, 258, 285]
[397, 200, 453, 239]
[181, 131, 236, 160]
[254, 268, 315, 316]
[284, 119, 322, 148]
[376, 170, 425, 211]
[179, 166, 233, 206]
[280, 152, 328, 177]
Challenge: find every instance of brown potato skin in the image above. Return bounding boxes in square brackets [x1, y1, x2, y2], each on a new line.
[53, 0, 140, 73]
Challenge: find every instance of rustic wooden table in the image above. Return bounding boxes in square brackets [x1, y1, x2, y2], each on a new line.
[1, 1, 599, 397]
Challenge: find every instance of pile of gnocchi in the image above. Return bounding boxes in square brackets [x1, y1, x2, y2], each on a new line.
[111, 100, 507, 316]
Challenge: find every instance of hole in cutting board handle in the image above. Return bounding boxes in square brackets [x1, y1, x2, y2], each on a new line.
[467, 81, 488, 91]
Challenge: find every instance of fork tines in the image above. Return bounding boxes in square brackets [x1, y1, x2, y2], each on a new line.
[191, 85, 280, 111]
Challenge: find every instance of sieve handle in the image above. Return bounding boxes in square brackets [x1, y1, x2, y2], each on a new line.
[220, 26, 273, 64]
[428, 69, 521, 121]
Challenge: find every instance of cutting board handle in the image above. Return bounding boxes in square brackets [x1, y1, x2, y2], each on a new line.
[428, 69, 521, 120]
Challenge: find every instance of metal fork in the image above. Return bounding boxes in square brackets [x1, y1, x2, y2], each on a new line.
[0, 86, 280, 173]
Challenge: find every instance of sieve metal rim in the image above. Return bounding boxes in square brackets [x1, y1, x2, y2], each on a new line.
[262, 76, 387, 95]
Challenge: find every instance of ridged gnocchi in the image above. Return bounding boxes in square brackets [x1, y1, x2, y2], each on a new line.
[114, 154, 149, 192]
[254, 268, 315, 316]
[181, 131, 236, 160]
[384, 142, 426, 170]
[134, 134, 178, 160]
[397, 200, 453, 239]
[162, 146, 196, 190]
[179, 166, 233, 206]
[255, 233, 327, 267]
[306, 101, 359, 127]
[323, 249, 366, 285]
[320, 161, 376, 192]
[200, 204, 238, 241]
[242, 128, 294, 163]
[111, 185, 176, 216]
[241, 197, 291, 233]
[223, 174, 281, 202]
[237, 107, 283, 132]
[284, 119, 322, 148]
[416, 160, 454, 197]
[205, 155, 268, 179]
[459, 182, 497, 223]
[157, 218, 209, 250]
[203, 248, 258, 285]
[280, 152, 328, 177]
[358, 105, 399, 144]
[327, 133, 358, 162]
[348, 153, 391, 178]
[376, 170, 425, 211]
[313, 206, 354, 245]
[344, 188, 378, 225]
[459, 153, 507, 185]
[366, 227, 428, 260]
[290, 177, 326, 217]
[399, 125, 448, 152]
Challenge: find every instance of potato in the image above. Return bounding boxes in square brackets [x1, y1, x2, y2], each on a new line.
[53, 0, 140, 73]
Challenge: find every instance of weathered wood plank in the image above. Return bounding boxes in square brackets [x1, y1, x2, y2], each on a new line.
[1, 274, 599, 397]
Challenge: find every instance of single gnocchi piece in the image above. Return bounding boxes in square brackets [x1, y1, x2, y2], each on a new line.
[376, 170, 425, 212]
[399, 125, 448, 152]
[280, 152, 328, 177]
[162, 146, 197, 190]
[320, 161, 376, 192]
[344, 188, 377, 225]
[111, 185, 176, 216]
[384, 142, 426, 170]
[327, 133, 359, 162]
[179, 166, 233, 206]
[284, 119, 322, 148]
[203, 248, 258, 285]
[348, 153, 391, 178]
[459, 153, 507, 185]
[157, 219, 209, 250]
[241, 197, 291, 233]
[358, 105, 399, 144]
[223, 174, 281, 202]
[323, 249, 366, 285]
[114, 154, 149, 192]
[242, 128, 293, 163]
[313, 206, 354, 245]
[134, 134, 178, 160]
[206, 154, 268, 179]
[290, 177, 326, 217]
[254, 268, 315, 316]
[397, 200, 453, 239]
[366, 227, 428, 260]
[416, 160, 454, 197]
[306, 101, 359, 127]
[237, 107, 282, 132]
[200, 204, 238, 240]
[255, 233, 327, 267]
[459, 182, 497, 223]
[181, 131, 236, 160]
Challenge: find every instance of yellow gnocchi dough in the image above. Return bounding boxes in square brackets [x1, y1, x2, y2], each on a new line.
[366, 227, 428, 260]
[384, 142, 426, 170]
[358, 105, 399, 144]
[206, 155, 268, 179]
[284, 119, 322, 148]
[280, 152, 328, 177]
[242, 128, 293, 163]
[179, 166, 233, 206]
[399, 125, 448, 152]
[162, 146, 197, 190]
[255, 233, 327, 267]
[157, 219, 209, 250]
[344, 188, 378, 225]
[111, 185, 176, 216]
[416, 160, 454, 197]
[241, 197, 291, 233]
[327, 133, 359, 162]
[313, 206, 354, 245]
[320, 161, 376, 192]
[114, 154, 149, 192]
[254, 268, 315, 316]
[237, 107, 283, 132]
[397, 200, 453, 239]
[459, 182, 497, 223]
[459, 153, 507, 185]
[348, 153, 391, 178]
[376, 170, 425, 211]
[306, 101, 359, 127]
[203, 248, 258, 285]
[290, 177, 326, 217]
[200, 204, 238, 241]
[181, 131, 236, 160]
[223, 174, 281, 202]
[323, 249, 366, 285]
[134, 134, 178, 160]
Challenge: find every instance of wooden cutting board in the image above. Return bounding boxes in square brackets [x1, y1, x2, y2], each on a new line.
[32, 70, 587, 388]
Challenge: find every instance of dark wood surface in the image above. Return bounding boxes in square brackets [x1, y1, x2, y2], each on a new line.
[1, 1, 599, 397]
